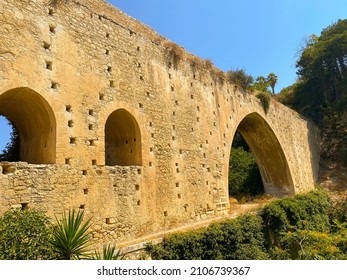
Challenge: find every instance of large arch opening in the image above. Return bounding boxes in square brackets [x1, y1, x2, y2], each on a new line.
[0, 87, 56, 164]
[229, 112, 294, 197]
[105, 109, 142, 166]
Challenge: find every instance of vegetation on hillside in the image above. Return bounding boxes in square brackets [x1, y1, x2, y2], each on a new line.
[276, 19, 347, 168]
[145, 190, 347, 260]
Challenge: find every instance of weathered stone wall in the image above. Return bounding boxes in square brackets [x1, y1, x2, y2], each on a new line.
[0, 0, 320, 245]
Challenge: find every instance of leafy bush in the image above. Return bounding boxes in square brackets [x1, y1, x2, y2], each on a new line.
[329, 197, 347, 232]
[228, 147, 264, 198]
[260, 190, 330, 247]
[0, 209, 57, 260]
[145, 214, 268, 260]
[214, 214, 268, 260]
[146, 230, 205, 260]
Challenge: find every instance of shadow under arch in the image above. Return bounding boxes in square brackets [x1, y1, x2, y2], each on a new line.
[0, 87, 56, 164]
[105, 108, 142, 166]
[231, 112, 294, 197]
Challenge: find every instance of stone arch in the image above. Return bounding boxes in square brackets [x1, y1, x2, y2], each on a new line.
[0, 87, 56, 164]
[105, 108, 142, 166]
[229, 112, 294, 196]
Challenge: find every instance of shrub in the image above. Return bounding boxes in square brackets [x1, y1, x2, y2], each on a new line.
[146, 230, 205, 260]
[145, 214, 268, 260]
[216, 214, 269, 260]
[0, 209, 57, 260]
[226, 69, 253, 90]
[271, 229, 347, 260]
[329, 197, 347, 232]
[261, 190, 330, 247]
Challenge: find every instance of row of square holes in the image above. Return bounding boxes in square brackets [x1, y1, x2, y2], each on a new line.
[65, 105, 97, 166]
[66, 107, 227, 166]
[46, 13, 117, 97]
[47, 7, 211, 217]
[22, 10, 118, 197]
[48, 5, 235, 107]
[45, 25, 227, 116]
[59, 50, 228, 168]
[44, 21, 59, 90]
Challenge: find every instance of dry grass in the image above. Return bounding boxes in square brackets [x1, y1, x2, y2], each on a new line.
[48, 0, 69, 7]
[162, 40, 185, 69]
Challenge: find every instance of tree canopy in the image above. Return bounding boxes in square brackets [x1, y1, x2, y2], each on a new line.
[276, 18, 347, 167]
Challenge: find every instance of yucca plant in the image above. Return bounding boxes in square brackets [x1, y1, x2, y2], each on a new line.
[93, 244, 123, 260]
[51, 209, 92, 260]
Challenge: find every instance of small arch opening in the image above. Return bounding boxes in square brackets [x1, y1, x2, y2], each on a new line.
[0, 88, 56, 164]
[105, 109, 142, 166]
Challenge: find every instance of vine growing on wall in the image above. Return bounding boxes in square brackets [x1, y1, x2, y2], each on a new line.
[256, 92, 271, 114]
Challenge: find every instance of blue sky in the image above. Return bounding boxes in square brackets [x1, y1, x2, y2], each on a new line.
[109, 0, 346, 91]
[0, 0, 346, 151]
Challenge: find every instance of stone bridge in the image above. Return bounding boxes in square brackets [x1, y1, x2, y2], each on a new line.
[0, 0, 320, 244]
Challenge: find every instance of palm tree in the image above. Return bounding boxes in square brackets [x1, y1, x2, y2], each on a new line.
[50, 209, 92, 260]
[267, 73, 278, 96]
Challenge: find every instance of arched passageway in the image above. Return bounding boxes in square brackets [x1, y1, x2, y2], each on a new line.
[229, 112, 294, 197]
[0, 87, 56, 164]
[105, 109, 142, 166]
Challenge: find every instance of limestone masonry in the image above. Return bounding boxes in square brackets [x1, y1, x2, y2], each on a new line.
[0, 0, 320, 245]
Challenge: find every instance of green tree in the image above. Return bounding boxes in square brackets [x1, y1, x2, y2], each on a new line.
[0, 116, 20, 162]
[267, 73, 278, 96]
[50, 209, 92, 260]
[252, 76, 271, 93]
[0, 209, 57, 260]
[227, 68, 254, 90]
[277, 19, 347, 167]
[296, 20, 347, 103]
[228, 147, 264, 198]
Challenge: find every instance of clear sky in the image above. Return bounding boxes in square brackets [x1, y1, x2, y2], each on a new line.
[0, 0, 346, 151]
[109, 0, 346, 90]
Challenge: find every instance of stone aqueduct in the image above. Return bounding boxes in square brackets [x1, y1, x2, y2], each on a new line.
[0, 0, 320, 244]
